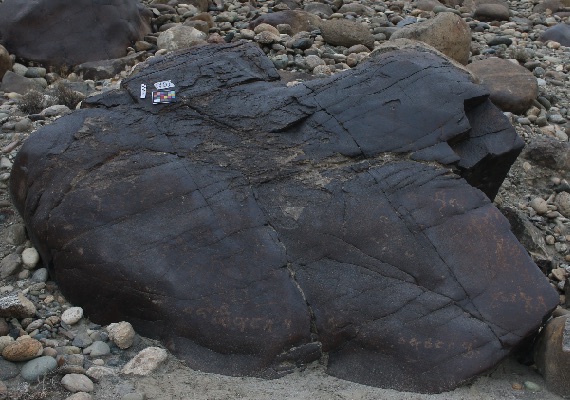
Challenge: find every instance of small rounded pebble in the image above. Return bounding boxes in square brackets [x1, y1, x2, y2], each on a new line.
[61, 373, 94, 393]
[530, 197, 548, 215]
[31, 268, 48, 283]
[1, 337, 43, 362]
[20, 355, 57, 382]
[21, 247, 40, 269]
[84, 341, 110, 357]
[524, 381, 541, 392]
[61, 307, 84, 325]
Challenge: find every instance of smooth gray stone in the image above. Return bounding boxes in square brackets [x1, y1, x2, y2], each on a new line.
[0, 358, 19, 380]
[21, 356, 58, 382]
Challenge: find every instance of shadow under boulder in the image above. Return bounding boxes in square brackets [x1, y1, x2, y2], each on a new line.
[9, 41, 558, 393]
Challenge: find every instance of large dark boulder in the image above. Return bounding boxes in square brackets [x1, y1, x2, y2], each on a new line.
[9, 42, 557, 393]
[0, 0, 152, 67]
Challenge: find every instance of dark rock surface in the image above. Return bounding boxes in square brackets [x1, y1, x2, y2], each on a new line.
[523, 135, 570, 173]
[0, 71, 44, 95]
[9, 42, 558, 393]
[0, 0, 152, 67]
[540, 23, 570, 47]
[74, 52, 146, 81]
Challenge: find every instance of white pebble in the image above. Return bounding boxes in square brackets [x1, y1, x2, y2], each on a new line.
[61, 373, 94, 393]
[107, 321, 136, 349]
[122, 347, 168, 376]
[530, 197, 548, 215]
[61, 307, 84, 325]
[21, 248, 40, 269]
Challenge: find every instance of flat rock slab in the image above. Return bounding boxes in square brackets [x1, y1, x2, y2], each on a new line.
[0, 0, 151, 67]
[10, 42, 557, 393]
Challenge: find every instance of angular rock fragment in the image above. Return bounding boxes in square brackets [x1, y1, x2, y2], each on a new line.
[9, 42, 557, 393]
[0, 292, 36, 319]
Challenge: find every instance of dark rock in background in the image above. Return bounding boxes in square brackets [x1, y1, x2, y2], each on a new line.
[9, 42, 558, 393]
[0, 0, 152, 67]
[539, 23, 570, 48]
[523, 135, 570, 174]
[0, 71, 43, 94]
[74, 52, 147, 81]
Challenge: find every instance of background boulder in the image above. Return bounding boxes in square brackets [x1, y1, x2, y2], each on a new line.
[468, 58, 538, 115]
[390, 12, 471, 65]
[0, 0, 152, 67]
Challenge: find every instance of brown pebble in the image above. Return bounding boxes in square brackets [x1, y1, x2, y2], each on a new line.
[1, 337, 43, 361]
[552, 268, 567, 281]
[42, 347, 58, 358]
[512, 382, 523, 390]
[1, 140, 20, 153]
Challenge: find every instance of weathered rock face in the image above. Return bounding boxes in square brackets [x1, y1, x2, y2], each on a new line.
[0, 0, 152, 67]
[10, 42, 557, 393]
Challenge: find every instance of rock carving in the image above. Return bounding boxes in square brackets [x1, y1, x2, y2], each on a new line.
[9, 42, 558, 393]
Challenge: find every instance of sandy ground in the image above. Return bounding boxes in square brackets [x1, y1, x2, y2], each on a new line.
[84, 343, 563, 400]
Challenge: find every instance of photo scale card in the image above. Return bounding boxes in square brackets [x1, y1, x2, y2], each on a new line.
[152, 90, 176, 104]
